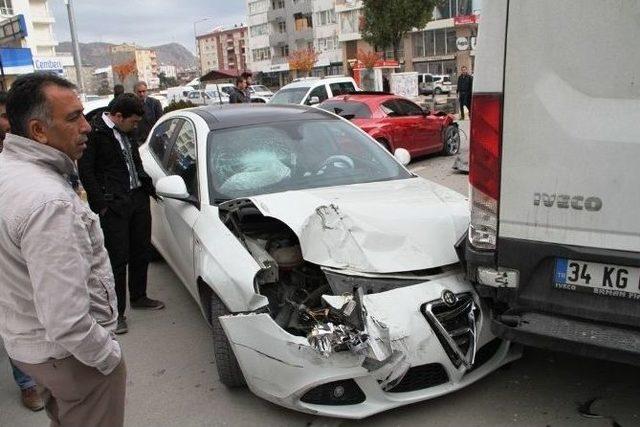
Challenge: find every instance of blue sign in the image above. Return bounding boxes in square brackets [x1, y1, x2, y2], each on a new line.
[0, 48, 34, 74]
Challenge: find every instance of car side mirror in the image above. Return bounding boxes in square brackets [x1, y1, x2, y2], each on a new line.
[156, 175, 190, 200]
[308, 96, 320, 105]
[394, 148, 411, 166]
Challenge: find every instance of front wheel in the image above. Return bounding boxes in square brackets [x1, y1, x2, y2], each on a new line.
[442, 125, 461, 156]
[210, 293, 246, 388]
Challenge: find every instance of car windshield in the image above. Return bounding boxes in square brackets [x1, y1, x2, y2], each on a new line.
[318, 100, 372, 119]
[270, 87, 309, 104]
[207, 119, 412, 202]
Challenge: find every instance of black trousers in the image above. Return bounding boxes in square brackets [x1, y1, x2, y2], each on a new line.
[100, 188, 151, 316]
[459, 92, 472, 119]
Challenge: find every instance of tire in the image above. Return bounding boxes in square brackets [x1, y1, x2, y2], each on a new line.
[376, 138, 391, 152]
[442, 125, 461, 156]
[210, 293, 246, 388]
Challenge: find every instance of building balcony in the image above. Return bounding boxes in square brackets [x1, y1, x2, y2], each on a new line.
[31, 15, 56, 24]
[338, 32, 362, 42]
[290, 0, 312, 15]
[266, 7, 286, 22]
[269, 32, 288, 46]
[335, 0, 362, 13]
[0, 6, 14, 17]
[271, 55, 289, 65]
[293, 27, 314, 41]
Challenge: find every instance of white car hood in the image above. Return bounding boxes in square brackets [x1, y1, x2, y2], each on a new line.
[246, 178, 469, 273]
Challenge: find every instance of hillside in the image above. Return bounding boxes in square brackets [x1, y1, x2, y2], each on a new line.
[57, 41, 196, 69]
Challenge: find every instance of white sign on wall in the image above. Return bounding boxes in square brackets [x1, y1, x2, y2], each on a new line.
[456, 37, 470, 51]
[33, 57, 65, 75]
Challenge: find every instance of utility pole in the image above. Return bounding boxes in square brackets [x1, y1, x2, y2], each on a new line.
[65, 0, 85, 94]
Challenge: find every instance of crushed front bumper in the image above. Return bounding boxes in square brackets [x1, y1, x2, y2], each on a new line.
[220, 271, 520, 418]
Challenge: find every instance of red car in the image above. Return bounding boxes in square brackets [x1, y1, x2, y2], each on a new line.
[318, 93, 460, 158]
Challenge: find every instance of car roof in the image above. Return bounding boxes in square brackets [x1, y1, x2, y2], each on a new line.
[279, 77, 355, 90]
[185, 104, 337, 129]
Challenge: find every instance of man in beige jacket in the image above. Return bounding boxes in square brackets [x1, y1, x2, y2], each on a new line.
[0, 73, 126, 426]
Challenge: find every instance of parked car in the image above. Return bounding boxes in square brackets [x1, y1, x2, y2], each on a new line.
[460, 0, 640, 366]
[187, 89, 230, 105]
[270, 76, 359, 106]
[167, 86, 195, 103]
[318, 93, 460, 158]
[419, 74, 452, 95]
[139, 104, 518, 418]
[205, 83, 235, 97]
[248, 84, 274, 99]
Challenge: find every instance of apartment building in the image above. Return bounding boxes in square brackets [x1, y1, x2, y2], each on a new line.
[196, 25, 247, 75]
[246, 0, 343, 87]
[110, 43, 159, 90]
[0, 0, 63, 88]
[336, 0, 480, 78]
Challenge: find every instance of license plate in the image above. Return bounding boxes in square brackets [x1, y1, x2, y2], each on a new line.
[554, 259, 640, 300]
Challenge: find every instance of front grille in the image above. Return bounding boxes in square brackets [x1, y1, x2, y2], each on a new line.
[421, 293, 479, 369]
[300, 379, 366, 406]
[386, 363, 449, 393]
[466, 338, 502, 374]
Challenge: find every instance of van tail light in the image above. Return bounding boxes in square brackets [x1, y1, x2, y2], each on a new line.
[468, 94, 502, 250]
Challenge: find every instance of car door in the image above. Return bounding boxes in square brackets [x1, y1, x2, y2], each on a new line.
[142, 118, 183, 259]
[395, 99, 440, 154]
[379, 100, 413, 152]
[160, 118, 201, 292]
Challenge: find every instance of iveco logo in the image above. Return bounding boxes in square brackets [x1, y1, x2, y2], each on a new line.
[533, 193, 602, 212]
[442, 290, 458, 307]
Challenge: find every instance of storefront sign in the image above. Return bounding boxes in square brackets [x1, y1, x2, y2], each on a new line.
[0, 48, 34, 75]
[456, 37, 470, 51]
[33, 57, 64, 75]
[268, 63, 290, 72]
[454, 15, 478, 26]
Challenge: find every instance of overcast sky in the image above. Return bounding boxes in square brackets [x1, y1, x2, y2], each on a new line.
[50, 0, 247, 52]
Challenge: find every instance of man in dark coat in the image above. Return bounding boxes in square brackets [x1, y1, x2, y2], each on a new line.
[134, 81, 163, 144]
[457, 66, 473, 120]
[78, 94, 165, 335]
[229, 76, 250, 103]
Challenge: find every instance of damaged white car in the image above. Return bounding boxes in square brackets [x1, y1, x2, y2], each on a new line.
[140, 104, 520, 418]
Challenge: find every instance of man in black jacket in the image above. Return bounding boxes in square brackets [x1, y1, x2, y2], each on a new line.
[457, 66, 473, 120]
[134, 81, 163, 144]
[229, 76, 250, 103]
[78, 94, 164, 335]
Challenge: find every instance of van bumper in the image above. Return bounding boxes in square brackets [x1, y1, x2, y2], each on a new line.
[459, 235, 640, 365]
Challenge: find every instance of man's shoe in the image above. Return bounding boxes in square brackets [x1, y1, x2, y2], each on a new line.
[131, 296, 165, 310]
[115, 316, 128, 335]
[21, 386, 44, 412]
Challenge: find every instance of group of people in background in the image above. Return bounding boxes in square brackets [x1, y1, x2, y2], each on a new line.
[229, 71, 254, 104]
[0, 72, 166, 426]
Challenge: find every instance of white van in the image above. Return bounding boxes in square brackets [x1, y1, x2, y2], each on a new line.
[418, 74, 452, 95]
[270, 76, 359, 105]
[167, 86, 195, 103]
[461, 0, 640, 366]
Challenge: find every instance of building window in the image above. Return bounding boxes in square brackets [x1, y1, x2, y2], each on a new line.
[434, 0, 474, 20]
[278, 45, 289, 57]
[271, 0, 284, 9]
[294, 13, 313, 31]
[277, 21, 286, 33]
[0, 0, 12, 14]
[250, 23, 268, 36]
[412, 28, 457, 57]
[315, 9, 336, 27]
[252, 47, 271, 62]
[340, 10, 359, 34]
[315, 36, 339, 52]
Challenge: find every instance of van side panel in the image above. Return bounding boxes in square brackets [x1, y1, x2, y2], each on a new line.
[499, 0, 640, 252]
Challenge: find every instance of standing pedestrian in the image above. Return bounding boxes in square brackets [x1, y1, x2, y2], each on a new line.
[107, 83, 125, 110]
[241, 71, 253, 100]
[457, 66, 473, 120]
[0, 73, 126, 426]
[229, 76, 250, 103]
[133, 81, 163, 144]
[0, 90, 45, 412]
[78, 93, 165, 335]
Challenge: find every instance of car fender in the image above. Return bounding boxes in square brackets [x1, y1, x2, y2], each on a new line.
[194, 205, 269, 313]
[366, 128, 394, 148]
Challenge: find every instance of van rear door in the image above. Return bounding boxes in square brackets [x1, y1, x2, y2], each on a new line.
[499, 0, 640, 253]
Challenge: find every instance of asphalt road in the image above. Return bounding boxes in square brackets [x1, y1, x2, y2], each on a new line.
[2, 120, 640, 427]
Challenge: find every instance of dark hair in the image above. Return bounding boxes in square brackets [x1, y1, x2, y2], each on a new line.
[235, 76, 247, 85]
[241, 71, 253, 80]
[0, 91, 7, 106]
[6, 73, 76, 137]
[109, 93, 144, 118]
[113, 84, 124, 95]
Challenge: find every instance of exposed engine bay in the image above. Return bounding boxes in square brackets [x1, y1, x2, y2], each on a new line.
[219, 199, 462, 384]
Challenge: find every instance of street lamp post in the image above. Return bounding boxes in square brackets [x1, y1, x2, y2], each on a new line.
[193, 17, 216, 78]
[64, 0, 85, 94]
